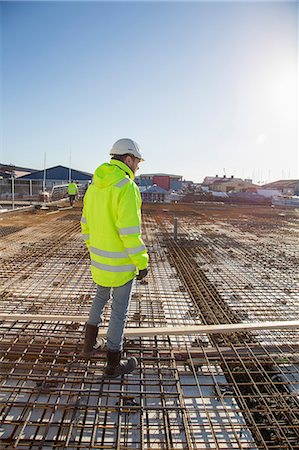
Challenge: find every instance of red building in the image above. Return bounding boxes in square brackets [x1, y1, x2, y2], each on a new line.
[153, 175, 170, 191]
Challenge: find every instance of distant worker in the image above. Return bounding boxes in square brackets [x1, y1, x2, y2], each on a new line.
[81, 138, 149, 378]
[67, 180, 78, 206]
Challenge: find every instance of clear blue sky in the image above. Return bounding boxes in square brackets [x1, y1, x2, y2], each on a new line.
[1, 1, 298, 183]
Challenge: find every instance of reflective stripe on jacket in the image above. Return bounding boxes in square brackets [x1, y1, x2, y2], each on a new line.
[81, 159, 148, 287]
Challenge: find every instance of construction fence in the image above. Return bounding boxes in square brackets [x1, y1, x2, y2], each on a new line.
[0, 179, 88, 202]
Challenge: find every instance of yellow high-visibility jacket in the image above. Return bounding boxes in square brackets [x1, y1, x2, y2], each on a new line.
[81, 159, 148, 287]
[67, 182, 78, 195]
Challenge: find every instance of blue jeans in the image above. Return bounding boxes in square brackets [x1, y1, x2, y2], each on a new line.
[87, 279, 134, 351]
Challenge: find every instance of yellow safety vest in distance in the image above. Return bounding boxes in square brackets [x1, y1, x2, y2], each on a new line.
[81, 159, 149, 287]
[68, 183, 78, 195]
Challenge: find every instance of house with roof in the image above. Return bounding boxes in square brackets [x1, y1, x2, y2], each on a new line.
[18, 165, 92, 184]
[141, 184, 169, 203]
[0, 163, 38, 179]
[261, 179, 299, 196]
[136, 173, 183, 191]
[207, 175, 257, 193]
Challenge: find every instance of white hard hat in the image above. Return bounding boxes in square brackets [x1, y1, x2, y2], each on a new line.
[110, 138, 144, 161]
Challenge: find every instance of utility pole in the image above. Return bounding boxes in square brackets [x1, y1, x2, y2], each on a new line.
[29, 180, 32, 203]
[11, 175, 15, 210]
[69, 148, 72, 183]
[43, 152, 46, 193]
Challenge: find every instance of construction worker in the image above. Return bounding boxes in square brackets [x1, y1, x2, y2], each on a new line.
[80, 138, 149, 378]
[67, 180, 78, 206]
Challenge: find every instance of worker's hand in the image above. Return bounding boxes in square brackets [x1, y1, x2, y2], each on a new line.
[136, 268, 148, 280]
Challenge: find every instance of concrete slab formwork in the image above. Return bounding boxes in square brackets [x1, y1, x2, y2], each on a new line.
[0, 203, 299, 449]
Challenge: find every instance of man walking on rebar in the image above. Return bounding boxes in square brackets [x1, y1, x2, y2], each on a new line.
[80, 138, 149, 378]
[67, 180, 78, 206]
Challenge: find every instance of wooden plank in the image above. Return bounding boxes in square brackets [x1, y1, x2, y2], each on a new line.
[0, 314, 299, 336]
[58, 206, 74, 211]
[46, 210, 61, 215]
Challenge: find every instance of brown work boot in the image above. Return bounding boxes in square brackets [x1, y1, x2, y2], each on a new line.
[103, 350, 137, 378]
[80, 323, 104, 357]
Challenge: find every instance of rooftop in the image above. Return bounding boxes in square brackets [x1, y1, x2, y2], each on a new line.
[138, 173, 182, 178]
[262, 179, 299, 189]
[143, 184, 169, 193]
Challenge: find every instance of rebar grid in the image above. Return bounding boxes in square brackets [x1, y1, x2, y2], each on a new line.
[147, 205, 299, 447]
[1, 322, 299, 449]
[0, 203, 299, 449]
[152, 207, 298, 337]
